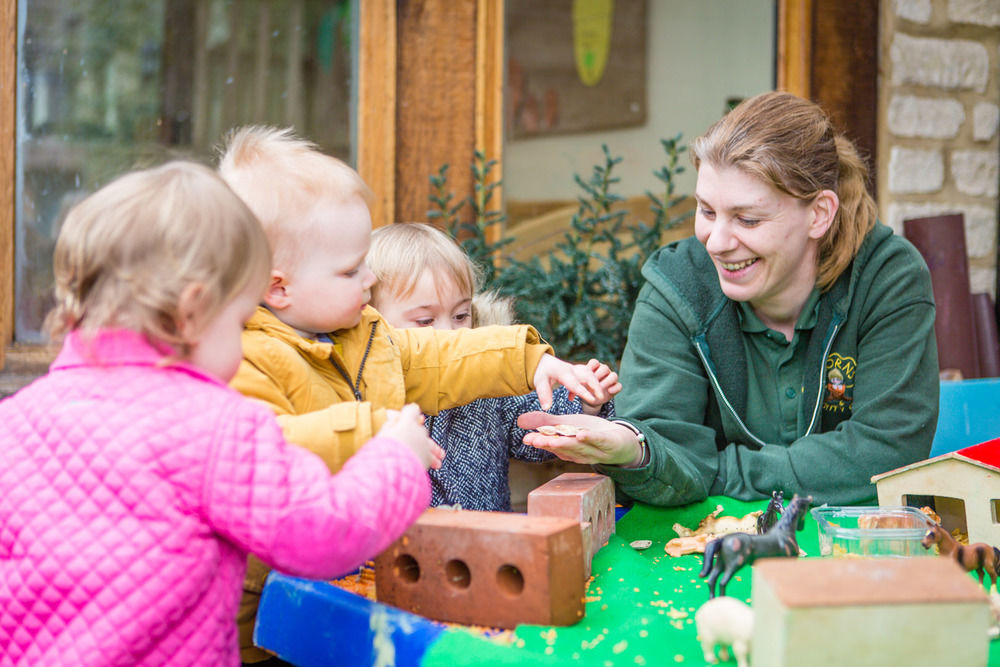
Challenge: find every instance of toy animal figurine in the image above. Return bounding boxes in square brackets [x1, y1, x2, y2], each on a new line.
[694, 596, 753, 667]
[920, 523, 1000, 590]
[755, 490, 784, 535]
[700, 494, 813, 598]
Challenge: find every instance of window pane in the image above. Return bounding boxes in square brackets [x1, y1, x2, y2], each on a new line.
[16, 0, 355, 341]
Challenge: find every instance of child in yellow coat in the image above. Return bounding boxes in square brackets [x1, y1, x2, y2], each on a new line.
[217, 126, 611, 664]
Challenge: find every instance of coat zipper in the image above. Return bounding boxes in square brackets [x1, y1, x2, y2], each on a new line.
[331, 320, 378, 401]
[695, 317, 843, 446]
[694, 341, 768, 448]
[805, 320, 841, 436]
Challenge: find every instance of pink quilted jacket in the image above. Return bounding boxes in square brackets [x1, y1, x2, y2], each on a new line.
[0, 329, 430, 666]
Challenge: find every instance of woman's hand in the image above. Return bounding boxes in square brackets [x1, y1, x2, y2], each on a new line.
[516, 411, 643, 467]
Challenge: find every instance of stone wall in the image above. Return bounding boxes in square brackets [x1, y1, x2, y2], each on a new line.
[879, 0, 1000, 297]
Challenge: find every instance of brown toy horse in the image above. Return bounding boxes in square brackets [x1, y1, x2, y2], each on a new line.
[921, 523, 1000, 589]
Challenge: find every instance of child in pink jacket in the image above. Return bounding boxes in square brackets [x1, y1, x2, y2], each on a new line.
[0, 161, 441, 666]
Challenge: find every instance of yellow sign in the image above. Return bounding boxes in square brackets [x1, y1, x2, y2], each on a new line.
[573, 0, 614, 87]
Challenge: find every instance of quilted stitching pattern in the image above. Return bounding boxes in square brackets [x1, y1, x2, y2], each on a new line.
[0, 330, 430, 666]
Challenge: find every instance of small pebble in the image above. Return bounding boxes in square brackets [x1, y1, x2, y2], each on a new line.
[630, 539, 653, 550]
[537, 424, 584, 436]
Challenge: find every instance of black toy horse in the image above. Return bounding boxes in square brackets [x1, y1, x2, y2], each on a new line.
[700, 494, 813, 598]
[755, 490, 784, 535]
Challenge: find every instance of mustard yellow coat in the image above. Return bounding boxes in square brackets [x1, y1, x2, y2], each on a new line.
[232, 305, 552, 661]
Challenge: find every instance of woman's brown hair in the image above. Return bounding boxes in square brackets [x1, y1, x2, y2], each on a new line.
[691, 91, 877, 290]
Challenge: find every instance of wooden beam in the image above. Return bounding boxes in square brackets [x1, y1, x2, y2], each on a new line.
[357, 0, 396, 228]
[476, 0, 504, 245]
[395, 0, 477, 225]
[776, 0, 812, 99]
[810, 0, 879, 191]
[0, 0, 15, 368]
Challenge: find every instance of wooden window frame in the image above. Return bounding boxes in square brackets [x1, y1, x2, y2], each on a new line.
[0, 1, 816, 372]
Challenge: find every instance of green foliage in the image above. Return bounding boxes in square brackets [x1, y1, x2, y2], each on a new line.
[427, 137, 691, 366]
[428, 152, 512, 286]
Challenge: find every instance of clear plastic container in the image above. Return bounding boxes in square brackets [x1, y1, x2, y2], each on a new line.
[810, 505, 937, 557]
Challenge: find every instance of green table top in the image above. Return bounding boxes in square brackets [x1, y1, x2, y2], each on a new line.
[421, 496, 1000, 666]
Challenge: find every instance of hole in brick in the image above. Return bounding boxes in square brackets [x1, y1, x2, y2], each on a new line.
[445, 559, 471, 589]
[394, 554, 420, 583]
[598, 508, 606, 537]
[496, 564, 524, 596]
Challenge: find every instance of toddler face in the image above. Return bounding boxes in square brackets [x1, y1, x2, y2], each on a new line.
[188, 283, 262, 382]
[280, 195, 377, 334]
[377, 269, 472, 330]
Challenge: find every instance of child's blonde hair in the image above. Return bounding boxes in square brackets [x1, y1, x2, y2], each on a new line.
[691, 91, 877, 291]
[369, 222, 480, 306]
[217, 125, 374, 271]
[46, 161, 272, 355]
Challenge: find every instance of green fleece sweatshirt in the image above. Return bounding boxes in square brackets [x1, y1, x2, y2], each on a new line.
[597, 223, 939, 506]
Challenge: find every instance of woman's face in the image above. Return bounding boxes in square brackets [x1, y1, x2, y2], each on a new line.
[694, 162, 835, 327]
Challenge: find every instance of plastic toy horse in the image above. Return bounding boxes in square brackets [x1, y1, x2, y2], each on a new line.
[700, 494, 813, 598]
[755, 490, 784, 535]
[921, 523, 1000, 590]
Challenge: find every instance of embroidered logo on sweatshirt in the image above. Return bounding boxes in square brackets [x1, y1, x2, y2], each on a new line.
[823, 352, 855, 413]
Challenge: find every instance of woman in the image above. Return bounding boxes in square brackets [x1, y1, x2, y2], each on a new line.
[518, 91, 939, 506]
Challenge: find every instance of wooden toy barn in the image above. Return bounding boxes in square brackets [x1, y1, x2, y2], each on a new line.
[871, 439, 1000, 545]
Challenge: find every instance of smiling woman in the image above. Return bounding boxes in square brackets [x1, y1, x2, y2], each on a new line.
[517, 91, 941, 508]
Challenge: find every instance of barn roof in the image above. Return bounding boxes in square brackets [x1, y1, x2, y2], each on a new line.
[870, 438, 1000, 483]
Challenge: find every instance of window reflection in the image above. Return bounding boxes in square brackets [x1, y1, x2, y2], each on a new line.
[16, 0, 354, 341]
[502, 0, 774, 256]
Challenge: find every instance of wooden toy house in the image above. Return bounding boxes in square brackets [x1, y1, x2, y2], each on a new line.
[752, 557, 990, 667]
[871, 439, 1000, 545]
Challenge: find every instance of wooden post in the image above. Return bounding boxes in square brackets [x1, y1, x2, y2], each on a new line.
[0, 0, 16, 369]
[394, 0, 478, 225]
[777, 0, 812, 99]
[475, 0, 504, 245]
[357, 0, 396, 228]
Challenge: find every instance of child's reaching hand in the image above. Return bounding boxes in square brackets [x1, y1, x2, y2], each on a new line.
[579, 358, 622, 415]
[379, 404, 445, 470]
[533, 353, 607, 411]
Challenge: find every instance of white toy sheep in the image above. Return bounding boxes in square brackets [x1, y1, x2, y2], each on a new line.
[694, 596, 754, 667]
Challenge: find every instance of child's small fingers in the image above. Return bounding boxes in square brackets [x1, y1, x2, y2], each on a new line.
[536, 383, 554, 410]
[430, 443, 446, 469]
[570, 380, 596, 404]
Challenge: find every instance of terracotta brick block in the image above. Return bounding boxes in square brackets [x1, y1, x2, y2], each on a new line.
[527, 472, 615, 556]
[374, 509, 585, 628]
